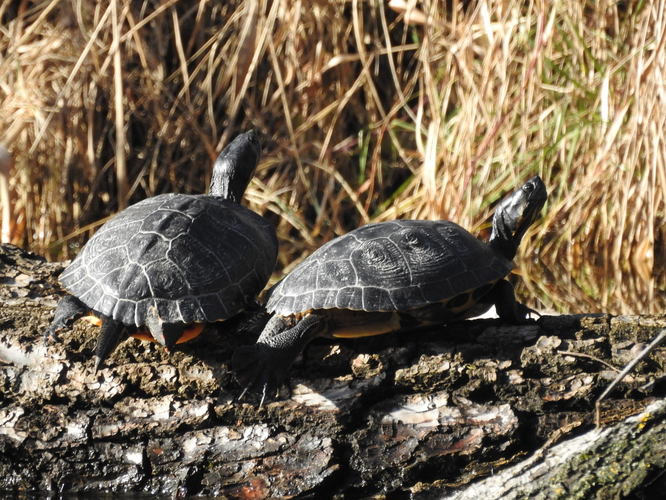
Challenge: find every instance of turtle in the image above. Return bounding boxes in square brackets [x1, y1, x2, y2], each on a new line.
[232, 175, 547, 399]
[45, 130, 278, 370]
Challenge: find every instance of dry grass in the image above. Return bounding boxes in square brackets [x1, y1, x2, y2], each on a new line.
[0, 0, 663, 314]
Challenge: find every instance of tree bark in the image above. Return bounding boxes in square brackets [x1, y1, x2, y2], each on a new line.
[0, 244, 664, 498]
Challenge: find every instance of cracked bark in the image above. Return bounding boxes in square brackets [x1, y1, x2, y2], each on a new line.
[0, 244, 664, 498]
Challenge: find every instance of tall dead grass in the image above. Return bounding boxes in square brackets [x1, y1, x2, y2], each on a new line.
[0, 0, 663, 314]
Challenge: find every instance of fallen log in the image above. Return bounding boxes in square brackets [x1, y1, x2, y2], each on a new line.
[0, 244, 664, 497]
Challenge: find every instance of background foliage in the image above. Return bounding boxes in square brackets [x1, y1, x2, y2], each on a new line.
[0, 0, 663, 314]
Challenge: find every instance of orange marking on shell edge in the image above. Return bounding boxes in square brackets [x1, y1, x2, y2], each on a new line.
[131, 331, 155, 342]
[176, 323, 205, 343]
[81, 314, 206, 345]
[129, 323, 206, 344]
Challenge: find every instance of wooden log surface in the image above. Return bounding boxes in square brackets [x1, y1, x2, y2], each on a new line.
[0, 244, 664, 498]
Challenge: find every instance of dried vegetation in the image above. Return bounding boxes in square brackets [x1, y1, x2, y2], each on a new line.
[0, 0, 663, 313]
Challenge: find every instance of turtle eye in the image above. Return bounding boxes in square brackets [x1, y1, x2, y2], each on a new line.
[522, 182, 534, 194]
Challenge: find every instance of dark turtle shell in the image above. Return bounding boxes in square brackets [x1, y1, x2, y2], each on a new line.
[60, 193, 277, 327]
[266, 220, 512, 316]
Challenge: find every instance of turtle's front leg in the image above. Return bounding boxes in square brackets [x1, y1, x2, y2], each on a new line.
[45, 295, 90, 342]
[232, 312, 328, 402]
[490, 279, 539, 324]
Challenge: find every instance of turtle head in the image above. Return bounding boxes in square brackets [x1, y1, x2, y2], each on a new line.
[209, 129, 261, 202]
[489, 176, 547, 260]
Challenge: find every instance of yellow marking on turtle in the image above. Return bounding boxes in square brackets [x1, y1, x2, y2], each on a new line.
[290, 309, 403, 338]
[331, 312, 402, 338]
[444, 292, 472, 312]
[320, 310, 402, 339]
[82, 314, 102, 327]
[441, 281, 497, 314]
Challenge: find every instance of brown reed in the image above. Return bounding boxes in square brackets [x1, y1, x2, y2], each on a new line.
[0, 0, 663, 314]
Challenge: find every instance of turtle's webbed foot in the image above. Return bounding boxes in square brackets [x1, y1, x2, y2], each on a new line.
[517, 302, 541, 321]
[44, 324, 61, 344]
[232, 312, 325, 404]
[232, 343, 291, 405]
[502, 301, 539, 325]
[493, 279, 539, 325]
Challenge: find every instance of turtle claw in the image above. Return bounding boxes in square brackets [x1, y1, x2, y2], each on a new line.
[235, 383, 270, 408]
[516, 302, 541, 322]
[259, 384, 268, 409]
[231, 344, 289, 405]
[43, 327, 59, 345]
[236, 380, 278, 409]
[527, 307, 541, 320]
[236, 386, 250, 403]
[93, 356, 103, 374]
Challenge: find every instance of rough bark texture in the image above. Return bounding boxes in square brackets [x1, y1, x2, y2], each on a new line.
[0, 244, 664, 498]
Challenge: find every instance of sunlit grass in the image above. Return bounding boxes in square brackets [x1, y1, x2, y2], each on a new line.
[0, 0, 663, 314]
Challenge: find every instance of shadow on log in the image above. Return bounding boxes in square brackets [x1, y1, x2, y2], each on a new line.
[0, 244, 664, 498]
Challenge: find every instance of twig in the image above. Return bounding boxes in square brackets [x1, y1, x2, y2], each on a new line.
[556, 350, 620, 373]
[111, 0, 128, 210]
[0, 144, 12, 243]
[595, 329, 666, 427]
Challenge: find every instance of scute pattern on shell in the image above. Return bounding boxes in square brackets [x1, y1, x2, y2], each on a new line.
[60, 193, 277, 327]
[266, 220, 512, 315]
